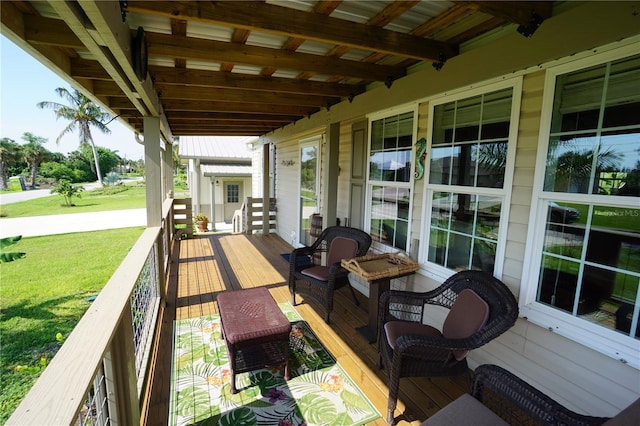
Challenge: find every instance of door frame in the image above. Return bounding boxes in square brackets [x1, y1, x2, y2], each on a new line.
[298, 135, 322, 247]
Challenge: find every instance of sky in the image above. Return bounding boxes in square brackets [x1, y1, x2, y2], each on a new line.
[1, 36, 145, 160]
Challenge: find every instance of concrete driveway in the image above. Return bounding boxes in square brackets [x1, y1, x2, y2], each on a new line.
[0, 180, 146, 238]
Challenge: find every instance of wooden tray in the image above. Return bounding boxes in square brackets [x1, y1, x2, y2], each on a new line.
[341, 252, 419, 281]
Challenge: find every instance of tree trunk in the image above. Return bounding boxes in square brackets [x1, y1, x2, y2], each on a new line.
[0, 160, 7, 189]
[89, 141, 103, 187]
[31, 163, 38, 189]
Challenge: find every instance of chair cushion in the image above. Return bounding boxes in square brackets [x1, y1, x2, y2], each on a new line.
[443, 289, 490, 361]
[384, 321, 442, 349]
[420, 393, 509, 425]
[301, 265, 330, 281]
[326, 236, 358, 266]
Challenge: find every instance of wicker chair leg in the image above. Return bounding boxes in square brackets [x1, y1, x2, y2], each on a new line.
[387, 374, 399, 425]
[324, 310, 331, 324]
[387, 407, 395, 425]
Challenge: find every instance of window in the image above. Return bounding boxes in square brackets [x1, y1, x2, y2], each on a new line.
[367, 110, 414, 250]
[422, 84, 519, 276]
[226, 184, 239, 203]
[525, 51, 640, 367]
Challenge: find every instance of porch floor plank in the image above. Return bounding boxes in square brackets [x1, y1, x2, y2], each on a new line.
[143, 233, 466, 426]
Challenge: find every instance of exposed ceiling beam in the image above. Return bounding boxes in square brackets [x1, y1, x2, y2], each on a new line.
[148, 66, 365, 98]
[153, 100, 314, 116]
[125, 1, 458, 62]
[261, 0, 342, 77]
[174, 130, 271, 136]
[146, 32, 405, 83]
[166, 112, 300, 123]
[76, 0, 174, 141]
[154, 84, 339, 108]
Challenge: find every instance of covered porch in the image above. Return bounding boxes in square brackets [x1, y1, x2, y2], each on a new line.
[3, 1, 639, 423]
[145, 232, 468, 425]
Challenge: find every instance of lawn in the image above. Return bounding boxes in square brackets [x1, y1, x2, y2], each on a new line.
[0, 227, 145, 424]
[0, 182, 146, 218]
[0, 181, 148, 423]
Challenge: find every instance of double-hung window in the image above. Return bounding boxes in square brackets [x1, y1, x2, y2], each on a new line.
[367, 110, 415, 251]
[524, 50, 640, 367]
[421, 81, 520, 277]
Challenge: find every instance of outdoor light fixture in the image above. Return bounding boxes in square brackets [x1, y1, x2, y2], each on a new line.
[517, 11, 544, 38]
[432, 53, 447, 71]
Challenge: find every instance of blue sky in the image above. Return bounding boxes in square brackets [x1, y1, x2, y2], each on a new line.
[1, 36, 144, 160]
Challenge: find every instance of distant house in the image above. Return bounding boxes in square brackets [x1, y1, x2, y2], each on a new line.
[179, 136, 257, 228]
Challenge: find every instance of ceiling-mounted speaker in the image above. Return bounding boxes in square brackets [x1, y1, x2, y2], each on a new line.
[132, 27, 148, 83]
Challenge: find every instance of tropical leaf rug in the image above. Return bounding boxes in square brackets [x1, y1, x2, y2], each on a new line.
[169, 302, 381, 426]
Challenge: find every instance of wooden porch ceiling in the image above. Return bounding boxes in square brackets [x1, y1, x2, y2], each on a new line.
[1, 1, 553, 141]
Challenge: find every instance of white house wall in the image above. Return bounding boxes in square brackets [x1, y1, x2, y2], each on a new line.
[198, 175, 252, 223]
[262, 2, 640, 417]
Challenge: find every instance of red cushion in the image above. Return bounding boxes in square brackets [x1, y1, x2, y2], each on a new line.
[443, 289, 490, 360]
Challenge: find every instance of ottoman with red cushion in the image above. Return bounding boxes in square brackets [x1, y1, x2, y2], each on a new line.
[217, 287, 291, 393]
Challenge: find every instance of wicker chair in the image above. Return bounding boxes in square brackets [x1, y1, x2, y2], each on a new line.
[471, 364, 611, 425]
[288, 226, 371, 323]
[377, 270, 519, 425]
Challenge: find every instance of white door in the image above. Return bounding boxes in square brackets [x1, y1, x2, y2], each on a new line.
[223, 181, 243, 222]
[299, 138, 320, 246]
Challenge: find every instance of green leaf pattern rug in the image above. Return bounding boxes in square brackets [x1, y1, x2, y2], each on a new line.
[170, 303, 380, 426]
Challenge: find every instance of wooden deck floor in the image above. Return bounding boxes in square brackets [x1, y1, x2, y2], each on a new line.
[143, 232, 467, 425]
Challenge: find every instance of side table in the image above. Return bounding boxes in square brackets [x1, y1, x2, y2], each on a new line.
[342, 252, 418, 343]
[216, 287, 291, 393]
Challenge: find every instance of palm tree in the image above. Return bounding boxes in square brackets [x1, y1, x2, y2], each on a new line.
[38, 87, 111, 186]
[21, 132, 51, 189]
[0, 137, 22, 189]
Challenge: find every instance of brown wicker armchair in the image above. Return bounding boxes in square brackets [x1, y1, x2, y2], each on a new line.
[472, 364, 611, 426]
[288, 226, 372, 323]
[377, 270, 519, 425]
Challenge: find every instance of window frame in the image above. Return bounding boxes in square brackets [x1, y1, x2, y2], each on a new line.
[418, 78, 522, 282]
[365, 105, 417, 254]
[520, 45, 640, 369]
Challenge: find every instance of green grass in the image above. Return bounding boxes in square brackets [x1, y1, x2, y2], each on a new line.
[0, 227, 145, 424]
[0, 183, 146, 218]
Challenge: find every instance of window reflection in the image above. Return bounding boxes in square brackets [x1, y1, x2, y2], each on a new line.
[429, 191, 501, 273]
[538, 202, 640, 338]
[369, 111, 413, 250]
[429, 87, 511, 189]
[370, 186, 409, 250]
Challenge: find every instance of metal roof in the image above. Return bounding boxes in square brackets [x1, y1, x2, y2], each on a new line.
[201, 164, 253, 177]
[178, 136, 255, 160]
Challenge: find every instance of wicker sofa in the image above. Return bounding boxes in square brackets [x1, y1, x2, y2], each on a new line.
[422, 364, 639, 425]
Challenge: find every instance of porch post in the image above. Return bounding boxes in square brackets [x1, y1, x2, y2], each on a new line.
[210, 179, 216, 231]
[163, 141, 174, 198]
[144, 116, 162, 227]
[322, 122, 340, 228]
[262, 143, 270, 234]
[194, 159, 201, 215]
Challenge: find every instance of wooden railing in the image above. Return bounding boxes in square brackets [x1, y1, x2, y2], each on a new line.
[7, 199, 179, 425]
[172, 197, 193, 238]
[242, 196, 276, 234]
